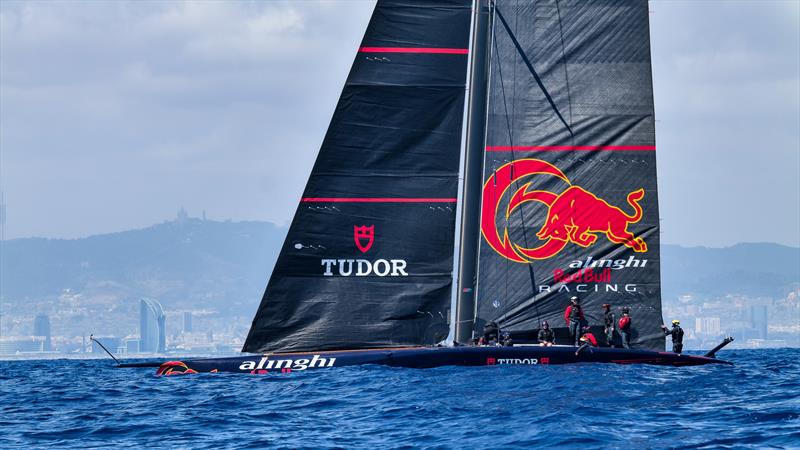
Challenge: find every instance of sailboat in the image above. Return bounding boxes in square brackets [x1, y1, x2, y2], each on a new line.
[128, 0, 734, 375]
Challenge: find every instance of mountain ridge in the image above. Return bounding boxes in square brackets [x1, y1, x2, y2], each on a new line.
[2, 219, 798, 310]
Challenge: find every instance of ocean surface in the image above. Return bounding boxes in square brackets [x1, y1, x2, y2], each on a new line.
[1, 349, 798, 449]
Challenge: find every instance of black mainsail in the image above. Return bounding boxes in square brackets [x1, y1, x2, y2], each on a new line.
[475, 0, 663, 350]
[244, 0, 472, 353]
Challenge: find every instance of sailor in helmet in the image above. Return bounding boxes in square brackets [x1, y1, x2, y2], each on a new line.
[537, 321, 555, 347]
[661, 320, 684, 355]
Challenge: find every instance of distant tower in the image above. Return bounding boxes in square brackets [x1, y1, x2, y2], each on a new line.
[0, 190, 6, 242]
[176, 206, 188, 224]
[140, 298, 166, 353]
[182, 311, 193, 333]
[33, 314, 52, 351]
[750, 305, 768, 339]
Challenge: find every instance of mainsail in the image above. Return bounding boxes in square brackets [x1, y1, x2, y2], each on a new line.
[475, 0, 663, 349]
[243, 0, 472, 353]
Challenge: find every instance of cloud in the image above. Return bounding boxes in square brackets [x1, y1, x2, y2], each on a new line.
[0, 1, 376, 239]
[0, 0, 797, 247]
[650, 0, 800, 247]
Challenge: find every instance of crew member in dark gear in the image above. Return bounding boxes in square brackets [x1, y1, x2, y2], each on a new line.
[564, 296, 585, 346]
[538, 321, 555, 346]
[618, 307, 632, 349]
[481, 321, 499, 345]
[661, 320, 684, 355]
[500, 331, 513, 347]
[603, 303, 615, 347]
[575, 326, 599, 356]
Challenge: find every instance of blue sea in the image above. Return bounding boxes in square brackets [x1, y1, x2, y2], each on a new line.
[1, 349, 798, 449]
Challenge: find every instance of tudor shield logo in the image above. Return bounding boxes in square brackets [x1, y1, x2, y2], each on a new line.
[481, 159, 647, 262]
[354, 225, 374, 253]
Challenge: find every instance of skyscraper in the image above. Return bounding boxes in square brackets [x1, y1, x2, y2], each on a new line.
[750, 305, 768, 340]
[140, 298, 166, 353]
[182, 311, 193, 333]
[33, 314, 52, 351]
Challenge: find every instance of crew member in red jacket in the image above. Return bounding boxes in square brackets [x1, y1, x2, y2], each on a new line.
[564, 296, 585, 346]
[618, 307, 632, 349]
[575, 326, 598, 356]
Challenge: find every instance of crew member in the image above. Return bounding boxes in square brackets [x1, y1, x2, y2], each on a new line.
[661, 320, 684, 355]
[500, 331, 513, 347]
[538, 321, 555, 347]
[575, 326, 598, 356]
[603, 303, 615, 348]
[618, 308, 632, 349]
[564, 296, 585, 346]
[482, 321, 499, 345]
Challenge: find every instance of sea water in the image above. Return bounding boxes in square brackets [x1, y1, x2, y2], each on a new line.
[1, 349, 798, 448]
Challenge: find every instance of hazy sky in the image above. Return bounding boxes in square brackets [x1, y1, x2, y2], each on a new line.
[1, 0, 798, 247]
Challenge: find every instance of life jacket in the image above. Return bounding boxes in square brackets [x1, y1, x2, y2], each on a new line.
[618, 315, 631, 330]
[671, 326, 684, 343]
[538, 328, 554, 343]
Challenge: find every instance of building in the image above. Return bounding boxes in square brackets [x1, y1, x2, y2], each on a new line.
[183, 311, 193, 333]
[0, 337, 46, 355]
[750, 305, 768, 339]
[91, 336, 122, 355]
[695, 317, 721, 335]
[124, 338, 141, 354]
[140, 298, 166, 353]
[32, 314, 52, 351]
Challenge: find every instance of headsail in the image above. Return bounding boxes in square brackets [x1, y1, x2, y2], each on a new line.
[244, 0, 472, 353]
[475, 0, 664, 350]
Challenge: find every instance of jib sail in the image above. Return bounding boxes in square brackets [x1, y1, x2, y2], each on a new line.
[243, 0, 472, 353]
[475, 0, 664, 350]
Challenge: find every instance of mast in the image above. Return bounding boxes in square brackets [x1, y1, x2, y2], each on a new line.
[455, 0, 493, 344]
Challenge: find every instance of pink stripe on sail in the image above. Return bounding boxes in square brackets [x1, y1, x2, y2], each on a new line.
[302, 198, 457, 203]
[485, 145, 656, 152]
[359, 47, 469, 54]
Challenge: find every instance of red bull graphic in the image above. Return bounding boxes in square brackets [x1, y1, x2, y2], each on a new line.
[354, 225, 375, 253]
[156, 361, 199, 376]
[481, 159, 648, 262]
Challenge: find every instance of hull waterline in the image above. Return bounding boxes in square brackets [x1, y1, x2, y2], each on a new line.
[137, 346, 732, 376]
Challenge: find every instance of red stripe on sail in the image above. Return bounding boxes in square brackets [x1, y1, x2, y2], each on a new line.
[359, 47, 469, 54]
[485, 145, 656, 152]
[302, 198, 457, 203]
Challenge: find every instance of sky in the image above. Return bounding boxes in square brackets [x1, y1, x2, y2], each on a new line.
[0, 0, 798, 247]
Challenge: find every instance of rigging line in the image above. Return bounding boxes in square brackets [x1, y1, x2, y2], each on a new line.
[493, 25, 512, 317]
[512, 2, 540, 323]
[493, 7, 539, 323]
[554, 0, 574, 131]
[495, 6, 574, 138]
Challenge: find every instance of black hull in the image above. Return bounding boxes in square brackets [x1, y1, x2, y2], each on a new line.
[148, 346, 731, 376]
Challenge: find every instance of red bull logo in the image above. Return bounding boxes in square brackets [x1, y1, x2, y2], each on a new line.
[481, 159, 648, 262]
